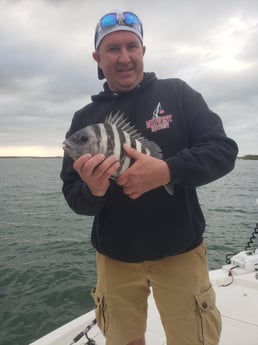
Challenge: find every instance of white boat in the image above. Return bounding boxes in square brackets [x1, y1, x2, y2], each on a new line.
[29, 243, 258, 345]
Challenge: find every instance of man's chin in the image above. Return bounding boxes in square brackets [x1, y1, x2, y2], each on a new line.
[116, 75, 140, 90]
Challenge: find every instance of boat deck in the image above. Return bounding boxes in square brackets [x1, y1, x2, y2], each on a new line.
[210, 266, 258, 345]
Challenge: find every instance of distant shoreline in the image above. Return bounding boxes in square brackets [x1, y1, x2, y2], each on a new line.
[0, 156, 62, 159]
[238, 155, 258, 160]
[0, 155, 258, 160]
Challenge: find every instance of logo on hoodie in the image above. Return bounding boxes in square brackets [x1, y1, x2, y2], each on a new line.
[146, 102, 172, 133]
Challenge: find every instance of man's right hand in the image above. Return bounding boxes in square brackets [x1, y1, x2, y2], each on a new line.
[73, 154, 120, 197]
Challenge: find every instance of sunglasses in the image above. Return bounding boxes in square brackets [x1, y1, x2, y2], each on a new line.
[97, 11, 143, 36]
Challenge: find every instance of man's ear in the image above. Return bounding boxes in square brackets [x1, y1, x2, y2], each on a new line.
[92, 51, 100, 63]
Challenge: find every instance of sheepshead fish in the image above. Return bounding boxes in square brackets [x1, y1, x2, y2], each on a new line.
[63, 112, 173, 195]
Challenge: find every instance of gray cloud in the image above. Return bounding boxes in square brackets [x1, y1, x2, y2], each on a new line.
[0, 0, 257, 156]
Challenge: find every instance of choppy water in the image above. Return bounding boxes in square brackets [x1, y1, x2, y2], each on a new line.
[0, 158, 257, 345]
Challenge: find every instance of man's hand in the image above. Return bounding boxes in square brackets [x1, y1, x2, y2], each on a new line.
[73, 154, 120, 197]
[116, 144, 171, 199]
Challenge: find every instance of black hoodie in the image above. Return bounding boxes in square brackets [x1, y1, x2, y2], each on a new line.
[60, 73, 238, 262]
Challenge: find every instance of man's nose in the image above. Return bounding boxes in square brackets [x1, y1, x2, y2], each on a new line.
[118, 48, 131, 63]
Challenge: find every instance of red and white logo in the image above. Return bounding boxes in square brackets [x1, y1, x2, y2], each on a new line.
[146, 102, 172, 133]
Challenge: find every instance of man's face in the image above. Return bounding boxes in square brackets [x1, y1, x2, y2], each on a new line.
[93, 31, 146, 92]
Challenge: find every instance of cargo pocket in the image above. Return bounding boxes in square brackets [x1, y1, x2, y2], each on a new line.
[91, 287, 108, 336]
[195, 284, 222, 345]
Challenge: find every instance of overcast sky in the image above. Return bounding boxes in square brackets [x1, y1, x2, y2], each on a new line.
[0, 0, 257, 157]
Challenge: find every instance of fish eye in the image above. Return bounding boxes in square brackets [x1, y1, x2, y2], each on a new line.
[80, 135, 88, 143]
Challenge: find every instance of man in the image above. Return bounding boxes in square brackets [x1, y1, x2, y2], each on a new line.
[61, 11, 238, 345]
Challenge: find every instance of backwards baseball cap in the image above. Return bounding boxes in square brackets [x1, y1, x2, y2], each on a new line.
[94, 11, 144, 80]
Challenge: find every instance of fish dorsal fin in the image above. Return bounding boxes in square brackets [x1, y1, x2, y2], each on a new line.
[105, 112, 146, 142]
[105, 112, 162, 159]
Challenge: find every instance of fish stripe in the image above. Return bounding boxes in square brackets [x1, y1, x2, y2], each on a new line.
[141, 143, 147, 154]
[104, 123, 115, 156]
[91, 124, 104, 153]
[116, 126, 128, 174]
[108, 125, 120, 162]
[115, 126, 125, 162]
[128, 135, 136, 168]
[117, 131, 131, 173]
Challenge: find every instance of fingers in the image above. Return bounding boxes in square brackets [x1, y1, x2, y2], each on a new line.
[98, 157, 120, 179]
[73, 153, 120, 180]
[122, 143, 142, 159]
[116, 145, 142, 186]
[73, 154, 92, 174]
[122, 186, 142, 200]
[73, 154, 120, 197]
[117, 155, 171, 199]
[116, 171, 127, 186]
[121, 179, 143, 199]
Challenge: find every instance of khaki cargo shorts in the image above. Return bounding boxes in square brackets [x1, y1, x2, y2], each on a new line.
[91, 242, 221, 345]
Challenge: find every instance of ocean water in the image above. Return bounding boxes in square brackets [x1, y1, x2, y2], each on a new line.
[0, 158, 257, 345]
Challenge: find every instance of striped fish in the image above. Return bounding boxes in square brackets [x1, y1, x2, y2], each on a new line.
[63, 112, 173, 194]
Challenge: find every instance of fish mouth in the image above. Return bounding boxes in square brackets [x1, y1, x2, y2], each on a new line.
[62, 140, 72, 152]
[62, 140, 81, 160]
[62, 140, 76, 158]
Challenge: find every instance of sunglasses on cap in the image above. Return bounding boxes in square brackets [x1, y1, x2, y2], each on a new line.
[99, 12, 142, 31]
[94, 11, 143, 49]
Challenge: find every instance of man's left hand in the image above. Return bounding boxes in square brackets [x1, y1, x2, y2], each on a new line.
[116, 144, 171, 199]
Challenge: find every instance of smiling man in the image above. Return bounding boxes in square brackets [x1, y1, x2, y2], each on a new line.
[93, 30, 145, 92]
[61, 11, 238, 345]
[93, 11, 145, 91]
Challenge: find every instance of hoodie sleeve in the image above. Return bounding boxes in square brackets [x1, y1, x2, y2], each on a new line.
[165, 80, 238, 187]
